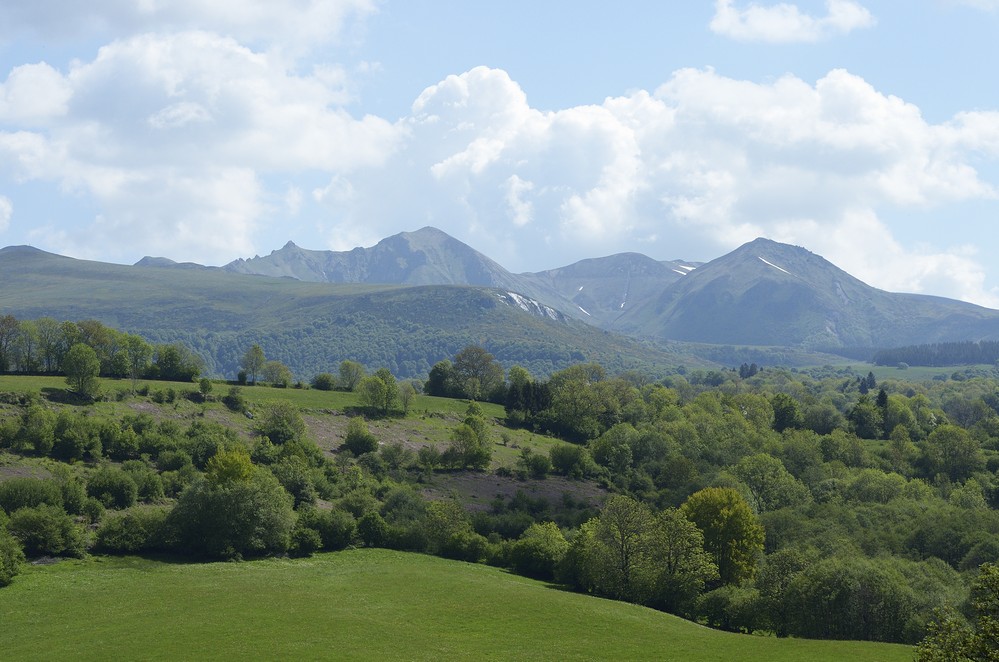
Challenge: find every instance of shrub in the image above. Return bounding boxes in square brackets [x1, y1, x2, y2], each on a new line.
[297, 508, 356, 551]
[0, 526, 25, 586]
[289, 525, 322, 557]
[87, 467, 139, 509]
[7, 504, 86, 557]
[166, 471, 294, 559]
[357, 511, 388, 547]
[311, 373, 336, 391]
[0, 478, 64, 514]
[94, 507, 170, 554]
[341, 417, 378, 456]
[222, 386, 246, 413]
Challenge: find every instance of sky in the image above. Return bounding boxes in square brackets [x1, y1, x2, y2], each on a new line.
[2, 1, 999, 307]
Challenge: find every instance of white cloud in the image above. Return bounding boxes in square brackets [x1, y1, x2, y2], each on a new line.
[313, 65, 999, 306]
[710, 0, 876, 43]
[0, 31, 399, 264]
[0, 63, 72, 125]
[0, 195, 11, 232]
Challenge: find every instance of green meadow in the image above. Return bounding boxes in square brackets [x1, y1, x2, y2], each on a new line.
[0, 549, 911, 662]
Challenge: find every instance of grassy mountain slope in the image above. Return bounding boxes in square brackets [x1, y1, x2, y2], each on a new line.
[0, 550, 911, 662]
[0, 245, 689, 379]
[616, 238, 999, 349]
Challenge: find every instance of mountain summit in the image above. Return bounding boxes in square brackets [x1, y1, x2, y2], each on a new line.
[223, 226, 524, 290]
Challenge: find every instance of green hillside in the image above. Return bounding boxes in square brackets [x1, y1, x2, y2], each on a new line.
[0, 549, 910, 662]
[0, 246, 693, 379]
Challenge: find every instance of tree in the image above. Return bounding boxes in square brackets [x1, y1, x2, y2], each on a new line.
[681, 487, 764, 585]
[63, 343, 101, 399]
[731, 453, 810, 513]
[770, 393, 802, 432]
[124, 334, 152, 393]
[338, 360, 365, 391]
[921, 424, 985, 482]
[358, 369, 398, 415]
[241, 344, 266, 385]
[0, 314, 18, 373]
[398, 381, 418, 414]
[262, 360, 292, 387]
[153, 343, 202, 381]
[452, 345, 505, 401]
[166, 452, 294, 559]
[425, 360, 455, 397]
[918, 562, 999, 660]
[510, 521, 569, 580]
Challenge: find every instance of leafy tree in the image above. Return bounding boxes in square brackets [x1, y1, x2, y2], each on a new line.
[0, 314, 18, 372]
[425, 360, 456, 397]
[166, 454, 294, 559]
[444, 402, 491, 470]
[124, 334, 153, 393]
[921, 424, 985, 482]
[357, 369, 398, 415]
[770, 393, 802, 432]
[452, 345, 505, 401]
[510, 521, 569, 580]
[240, 344, 266, 384]
[785, 556, 915, 642]
[681, 487, 764, 585]
[731, 453, 810, 513]
[338, 360, 365, 391]
[262, 360, 292, 387]
[63, 343, 101, 398]
[398, 381, 418, 414]
[917, 561, 999, 660]
[152, 343, 202, 381]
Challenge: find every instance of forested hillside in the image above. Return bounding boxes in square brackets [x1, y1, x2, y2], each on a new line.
[3, 329, 999, 652]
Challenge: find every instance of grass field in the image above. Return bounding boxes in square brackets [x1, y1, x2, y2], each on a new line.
[0, 549, 911, 662]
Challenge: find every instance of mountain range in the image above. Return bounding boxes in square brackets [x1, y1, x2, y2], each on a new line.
[3, 227, 999, 379]
[165, 226, 999, 349]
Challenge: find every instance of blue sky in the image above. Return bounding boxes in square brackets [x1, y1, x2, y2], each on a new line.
[1, 1, 999, 306]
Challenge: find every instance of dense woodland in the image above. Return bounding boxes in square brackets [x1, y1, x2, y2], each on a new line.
[4, 316, 999, 654]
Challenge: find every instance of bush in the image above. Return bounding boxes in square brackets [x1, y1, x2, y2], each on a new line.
[341, 417, 378, 456]
[311, 373, 336, 391]
[289, 525, 322, 557]
[358, 511, 388, 547]
[87, 467, 139, 509]
[297, 507, 357, 551]
[94, 507, 170, 554]
[7, 504, 86, 557]
[222, 387, 246, 413]
[0, 526, 25, 586]
[166, 470, 295, 559]
[0, 478, 64, 514]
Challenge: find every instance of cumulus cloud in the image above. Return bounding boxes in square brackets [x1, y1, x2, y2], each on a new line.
[313, 65, 999, 306]
[0, 31, 398, 264]
[710, 0, 876, 43]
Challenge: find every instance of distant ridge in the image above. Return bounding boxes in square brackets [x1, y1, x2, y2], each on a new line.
[3, 229, 999, 370]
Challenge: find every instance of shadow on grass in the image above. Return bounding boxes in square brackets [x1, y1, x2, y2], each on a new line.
[41, 387, 93, 406]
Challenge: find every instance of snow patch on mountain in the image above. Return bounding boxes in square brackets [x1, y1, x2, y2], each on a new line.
[758, 257, 792, 276]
